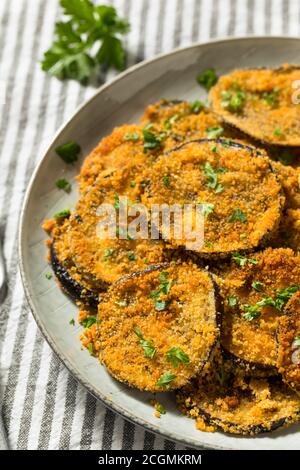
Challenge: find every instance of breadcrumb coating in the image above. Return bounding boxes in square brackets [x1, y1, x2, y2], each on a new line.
[218, 248, 300, 369]
[142, 140, 283, 254]
[177, 372, 300, 435]
[277, 292, 300, 394]
[97, 263, 219, 391]
[209, 65, 300, 146]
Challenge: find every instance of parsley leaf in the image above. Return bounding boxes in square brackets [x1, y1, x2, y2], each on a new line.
[123, 132, 140, 141]
[41, 1, 130, 82]
[200, 202, 214, 218]
[82, 316, 97, 328]
[156, 371, 177, 387]
[87, 343, 94, 355]
[232, 253, 257, 266]
[272, 285, 299, 311]
[221, 86, 246, 112]
[228, 296, 237, 307]
[150, 271, 172, 311]
[203, 162, 224, 193]
[242, 285, 299, 321]
[154, 402, 166, 414]
[143, 128, 166, 152]
[55, 141, 81, 163]
[252, 281, 264, 292]
[262, 89, 278, 107]
[273, 127, 282, 137]
[229, 208, 247, 223]
[56, 178, 72, 193]
[166, 347, 190, 367]
[103, 248, 114, 261]
[134, 327, 156, 359]
[293, 336, 300, 348]
[162, 175, 171, 188]
[154, 300, 171, 311]
[127, 251, 136, 261]
[206, 126, 224, 139]
[196, 68, 218, 90]
[190, 100, 204, 114]
[54, 208, 71, 220]
[242, 304, 261, 321]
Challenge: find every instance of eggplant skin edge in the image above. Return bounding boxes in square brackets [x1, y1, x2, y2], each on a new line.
[166, 137, 266, 156]
[199, 408, 300, 436]
[98, 263, 222, 391]
[163, 138, 284, 257]
[50, 242, 99, 309]
[221, 346, 278, 377]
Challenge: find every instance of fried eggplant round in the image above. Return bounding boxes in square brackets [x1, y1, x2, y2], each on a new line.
[97, 263, 220, 392]
[42, 217, 99, 307]
[277, 291, 300, 394]
[177, 372, 300, 435]
[69, 165, 171, 288]
[217, 248, 300, 371]
[209, 65, 300, 146]
[141, 139, 283, 255]
[78, 100, 246, 192]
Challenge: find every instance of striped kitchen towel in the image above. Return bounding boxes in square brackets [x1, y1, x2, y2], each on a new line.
[0, 0, 299, 450]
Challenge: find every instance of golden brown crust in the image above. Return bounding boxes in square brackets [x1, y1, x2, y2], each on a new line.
[209, 65, 300, 146]
[277, 292, 300, 394]
[77, 100, 248, 193]
[217, 248, 300, 370]
[97, 263, 219, 392]
[142, 140, 283, 255]
[177, 371, 300, 435]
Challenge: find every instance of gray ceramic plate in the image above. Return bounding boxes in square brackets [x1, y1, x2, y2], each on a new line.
[19, 37, 300, 450]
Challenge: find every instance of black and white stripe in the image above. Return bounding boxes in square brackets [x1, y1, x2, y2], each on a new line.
[0, 0, 298, 450]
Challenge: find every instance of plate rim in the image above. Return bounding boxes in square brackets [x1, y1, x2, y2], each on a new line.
[19, 35, 300, 450]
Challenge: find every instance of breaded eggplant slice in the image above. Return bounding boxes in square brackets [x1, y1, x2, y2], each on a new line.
[271, 208, 300, 252]
[97, 263, 220, 392]
[42, 217, 99, 308]
[177, 372, 300, 435]
[142, 139, 283, 255]
[69, 165, 170, 288]
[141, 99, 244, 150]
[217, 248, 300, 371]
[277, 292, 300, 394]
[269, 162, 300, 250]
[78, 100, 245, 192]
[271, 161, 300, 210]
[79, 100, 192, 192]
[209, 65, 300, 146]
[78, 123, 148, 193]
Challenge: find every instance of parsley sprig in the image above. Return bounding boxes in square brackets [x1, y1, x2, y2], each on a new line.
[229, 208, 247, 224]
[203, 162, 225, 194]
[196, 68, 218, 90]
[134, 327, 156, 359]
[150, 271, 172, 311]
[231, 253, 258, 267]
[242, 285, 299, 321]
[156, 371, 177, 387]
[221, 85, 246, 112]
[166, 347, 190, 367]
[41, 1, 130, 82]
[293, 336, 300, 348]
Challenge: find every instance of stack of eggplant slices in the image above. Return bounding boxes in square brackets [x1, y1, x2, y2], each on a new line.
[44, 65, 300, 435]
